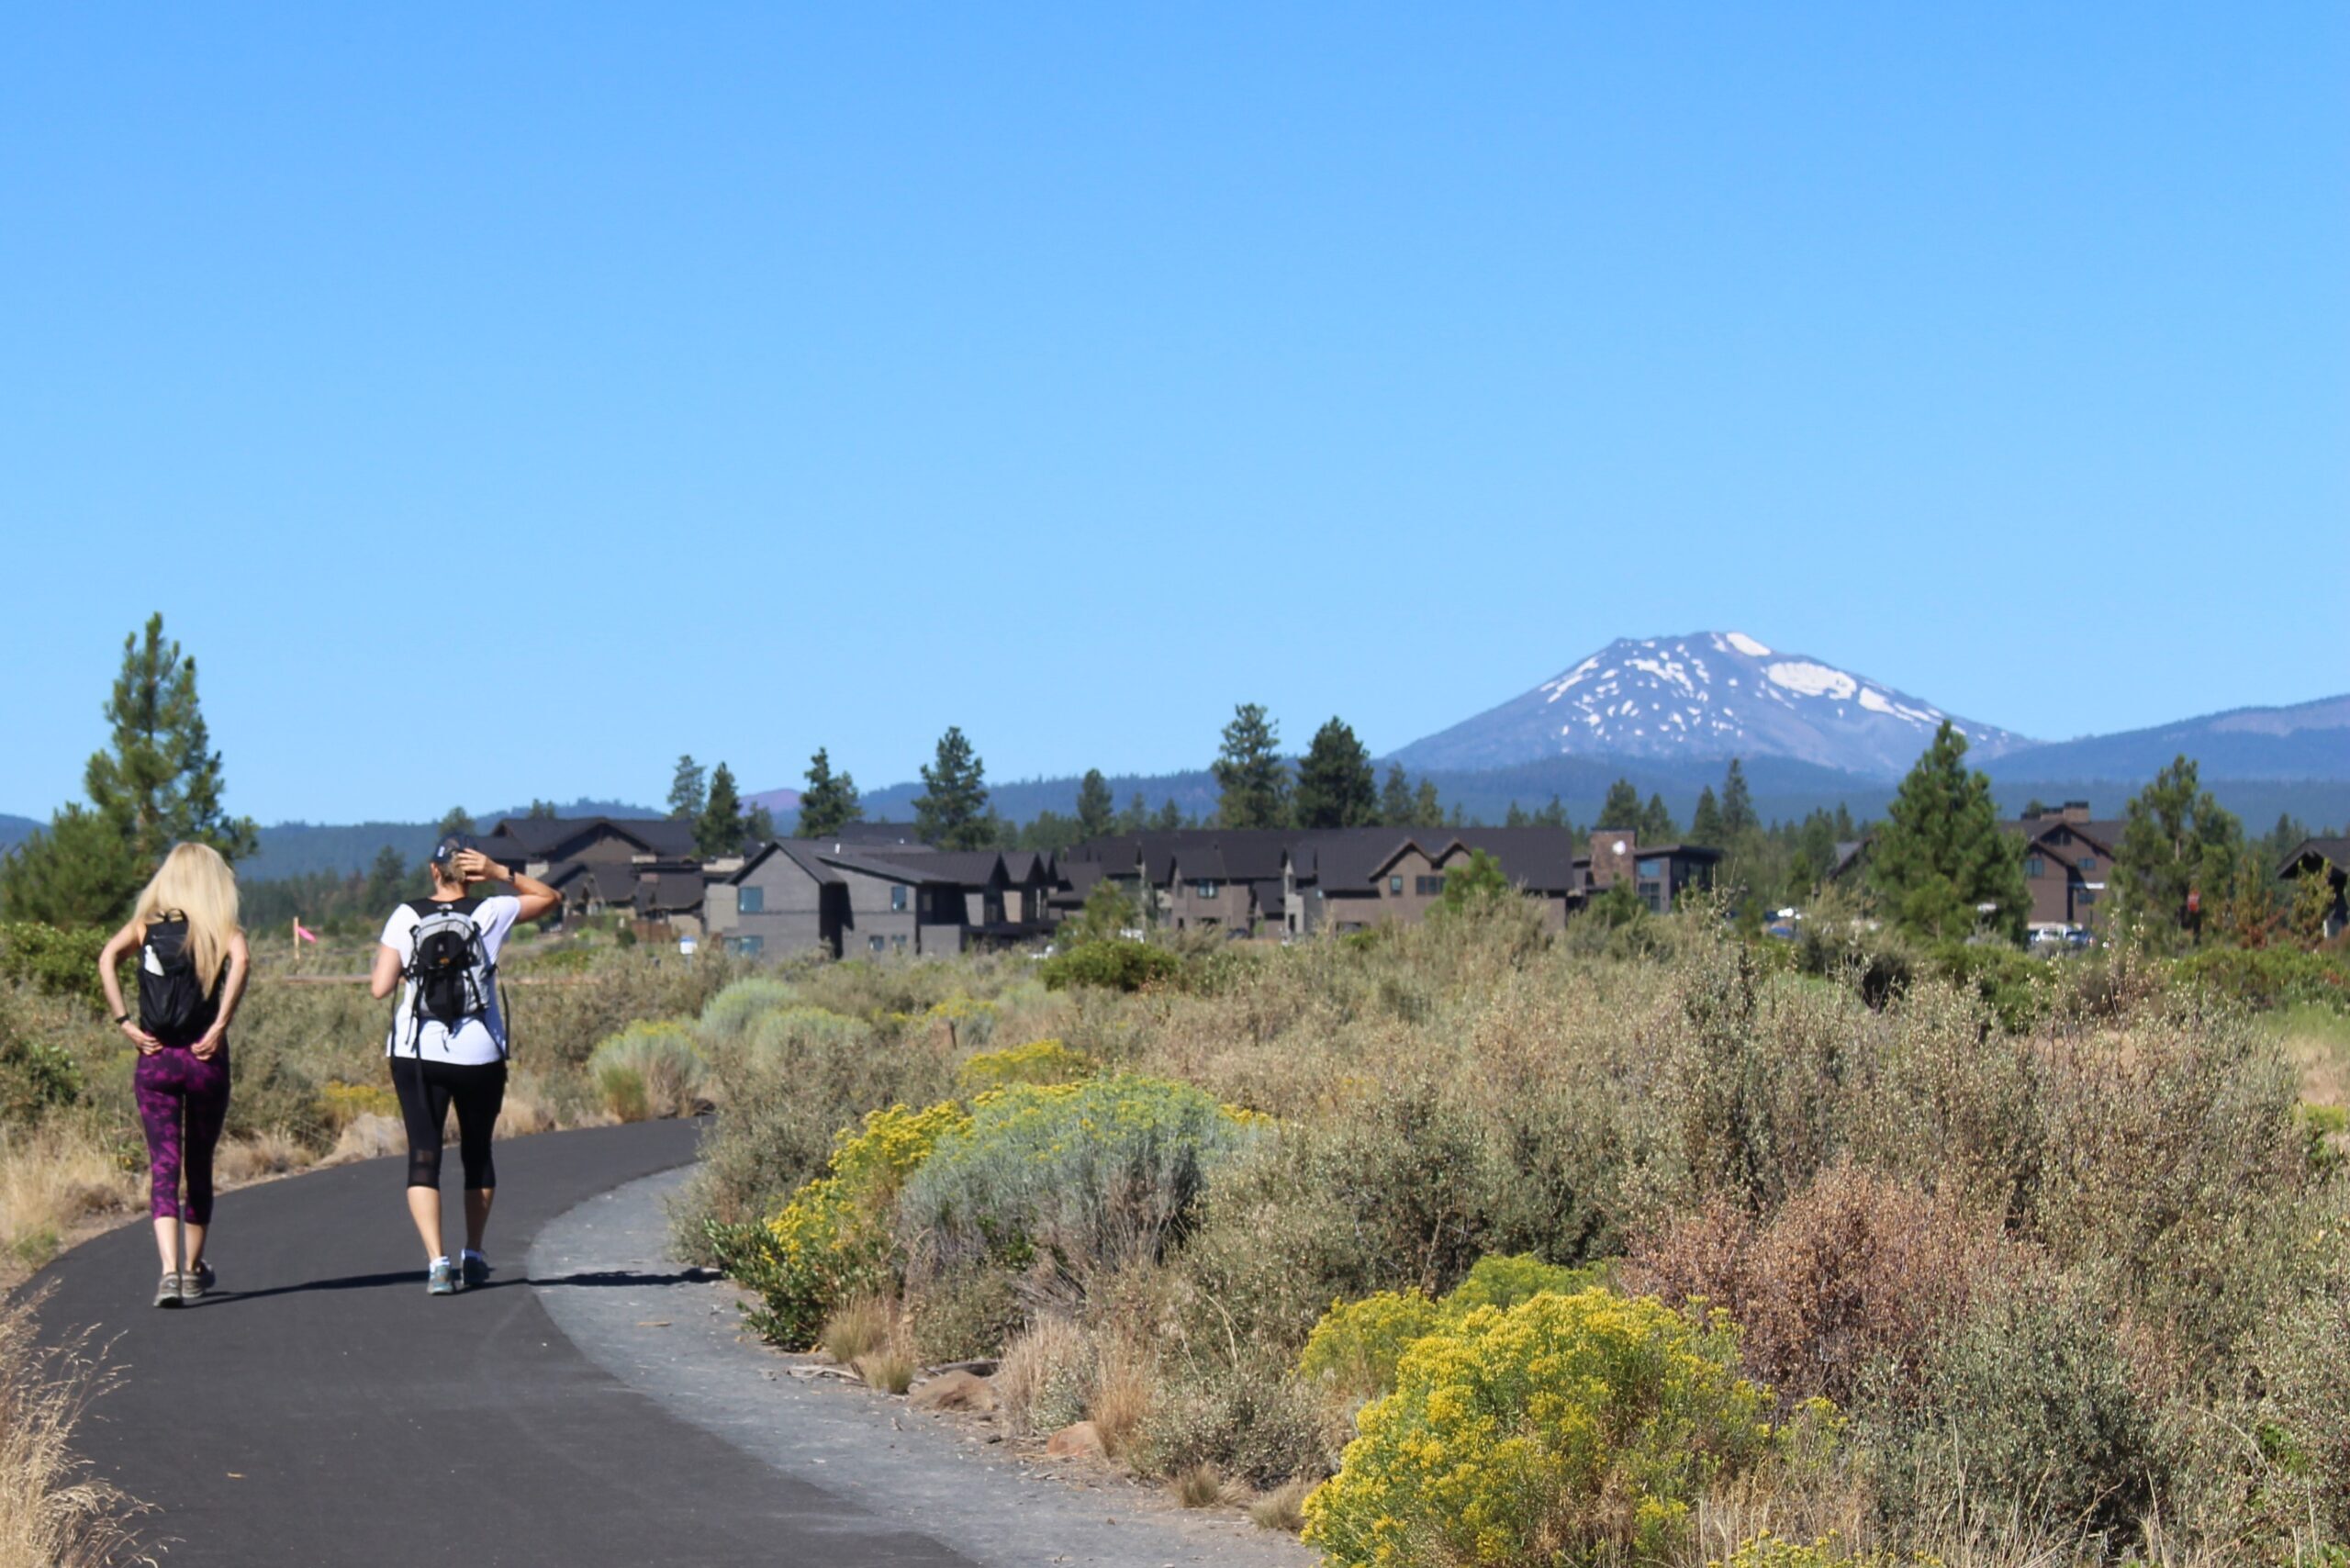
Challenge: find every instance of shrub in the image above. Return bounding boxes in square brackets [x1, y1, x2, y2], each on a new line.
[0, 1029, 80, 1128]
[697, 976, 798, 1046]
[1298, 1253, 1608, 1404]
[2171, 946, 2349, 1013]
[1039, 941, 1181, 993]
[715, 1101, 968, 1348]
[0, 924, 111, 1013]
[1136, 1348, 1335, 1488]
[996, 1316, 1093, 1437]
[897, 1074, 1263, 1282]
[314, 1081, 398, 1132]
[955, 1037, 1092, 1092]
[587, 1020, 706, 1122]
[1303, 1288, 1782, 1568]
[818, 1293, 892, 1366]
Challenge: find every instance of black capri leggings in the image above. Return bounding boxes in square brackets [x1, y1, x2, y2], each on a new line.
[388, 1057, 507, 1192]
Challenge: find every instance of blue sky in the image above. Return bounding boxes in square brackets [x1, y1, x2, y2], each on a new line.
[3, 5, 2343, 823]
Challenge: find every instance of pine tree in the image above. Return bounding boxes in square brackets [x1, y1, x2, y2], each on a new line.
[1154, 799, 1184, 832]
[1118, 792, 1149, 834]
[1076, 769, 1116, 841]
[364, 845, 413, 909]
[1504, 801, 1530, 828]
[1720, 759, 1758, 840]
[1412, 779, 1444, 829]
[1639, 793, 1678, 844]
[1292, 718, 1377, 829]
[1533, 795, 1570, 830]
[1438, 848, 1513, 913]
[696, 764, 746, 857]
[1212, 703, 1291, 829]
[1599, 778, 1642, 830]
[666, 755, 707, 820]
[1379, 765, 1416, 827]
[1, 614, 259, 924]
[2112, 754, 2244, 940]
[796, 747, 863, 839]
[744, 802, 777, 846]
[1867, 722, 2029, 942]
[1689, 788, 1724, 846]
[912, 727, 992, 850]
[436, 807, 476, 840]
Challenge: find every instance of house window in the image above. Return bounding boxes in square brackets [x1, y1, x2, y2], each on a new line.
[891, 935, 908, 953]
[2077, 855, 2095, 874]
[1194, 879, 1221, 898]
[890, 885, 908, 912]
[726, 935, 764, 957]
[1416, 875, 1445, 897]
[2024, 856, 2043, 878]
[1388, 875, 1404, 894]
[1637, 879, 1664, 910]
[869, 935, 886, 953]
[738, 885, 765, 913]
[2076, 888, 2098, 906]
[1636, 857, 1663, 879]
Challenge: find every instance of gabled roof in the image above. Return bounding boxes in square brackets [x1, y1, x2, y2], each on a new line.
[2011, 817, 2123, 857]
[2280, 837, 2350, 878]
[486, 815, 698, 861]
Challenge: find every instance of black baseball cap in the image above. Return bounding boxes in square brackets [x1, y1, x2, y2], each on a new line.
[431, 833, 476, 867]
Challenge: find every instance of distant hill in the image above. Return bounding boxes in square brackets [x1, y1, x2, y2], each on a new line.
[0, 813, 36, 852]
[1984, 694, 2350, 785]
[238, 800, 660, 879]
[1390, 631, 2030, 779]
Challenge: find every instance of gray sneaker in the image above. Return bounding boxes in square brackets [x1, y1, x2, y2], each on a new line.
[183, 1260, 216, 1301]
[428, 1258, 458, 1296]
[460, 1252, 490, 1288]
[153, 1271, 183, 1308]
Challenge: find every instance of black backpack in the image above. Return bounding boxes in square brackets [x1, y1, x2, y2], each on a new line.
[401, 898, 499, 1055]
[139, 915, 218, 1045]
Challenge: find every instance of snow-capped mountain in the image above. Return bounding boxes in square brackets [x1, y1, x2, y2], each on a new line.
[1388, 632, 2032, 779]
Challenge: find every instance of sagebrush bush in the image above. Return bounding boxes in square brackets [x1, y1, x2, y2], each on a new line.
[1038, 941, 1181, 993]
[955, 1037, 1092, 1092]
[696, 976, 799, 1047]
[588, 1020, 707, 1122]
[1304, 1287, 1785, 1568]
[897, 1074, 1263, 1284]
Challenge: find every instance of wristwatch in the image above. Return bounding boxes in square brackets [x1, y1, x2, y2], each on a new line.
[113, 1012, 130, 1025]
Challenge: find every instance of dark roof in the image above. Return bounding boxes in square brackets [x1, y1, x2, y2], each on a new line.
[1248, 879, 1287, 915]
[864, 849, 1004, 886]
[2011, 817, 2124, 856]
[810, 822, 935, 850]
[1293, 827, 1589, 895]
[486, 816, 698, 860]
[1065, 830, 1297, 883]
[2281, 837, 2350, 877]
[635, 871, 707, 914]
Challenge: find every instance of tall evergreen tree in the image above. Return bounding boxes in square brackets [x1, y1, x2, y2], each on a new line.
[666, 755, 707, 820]
[1720, 759, 1759, 839]
[1212, 703, 1291, 829]
[1118, 792, 1149, 834]
[1599, 778, 1643, 830]
[1154, 799, 1184, 832]
[1689, 787, 1724, 846]
[912, 727, 992, 850]
[1412, 778, 1445, 829]
[2112, 754, 2243, 939]
[1867, 722, 2028, 942]
[1639, 793, 1679, 844]
[1504, 801, 1530, 828]
[526, 799, 559, 820]
[796, 747, 863, 839]
[1533, 795, 1570, 830]
[1075, 769, 1116, 841]
[1379, 765, 1416, 828]
[436, 806, 476, 840]
[5, 616, 263, 924]
[364, 844, 414, 909]
[1292, 718, 1378, 830]
[696, 763, 746, 857]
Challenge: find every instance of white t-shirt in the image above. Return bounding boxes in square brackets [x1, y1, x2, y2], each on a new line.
[378, 896, 520, 1065]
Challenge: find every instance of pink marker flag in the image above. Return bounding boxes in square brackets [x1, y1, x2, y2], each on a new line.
[295, 922, 319, 945]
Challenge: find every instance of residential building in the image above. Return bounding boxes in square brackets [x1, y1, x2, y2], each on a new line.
[479, 816, 700, 922]
[2009, 802, 2122, 929]
[2279, 837, 2350, 940]
[706, 837, 1056, 959]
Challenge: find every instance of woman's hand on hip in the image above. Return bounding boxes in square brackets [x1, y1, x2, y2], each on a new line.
[121, 1020, 162, 1054]
[191, 1025, 225, 1061]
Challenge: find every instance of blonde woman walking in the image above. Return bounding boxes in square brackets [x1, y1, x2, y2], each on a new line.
[97, 843, 252, 1308]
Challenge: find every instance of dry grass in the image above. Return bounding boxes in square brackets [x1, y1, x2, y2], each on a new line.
[995, 1316, 1090, 1439]
[1246, 1478, 1312, 1533]
[1169, 1462, 1227, 1508]
[2277, 1002, 2350, 1110]
[495, 1077, 559, 1139]
[854, 1347, 916, 1395]
[321, 1113, 405, 1167]
[0, 1124, 138, 1277]
[1087, 1333, 1154, 1458]
[819, 1294, 892, 1367]
[0, 1288, 149, 1567]
[213, 1128, 313, 1184]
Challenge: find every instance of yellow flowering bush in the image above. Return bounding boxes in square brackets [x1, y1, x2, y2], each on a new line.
[1712, 1531, 1940, 1568]
[1303, 1287, 1777, 1568]
[956, 1037, 1094, 1092]
[723, 1100, 968, 1347]
[1301, 1253, 1609, 1401]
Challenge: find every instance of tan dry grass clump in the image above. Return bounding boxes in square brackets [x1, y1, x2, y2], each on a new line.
[321, 1113, 405, 1167]
[214, 1128, 313, 1183]
[1086, 1333, 1155, 1458]
[495, 1076, 559, 1138]
[0, 1124, 137, 1276]
[1246, 1478, 1312, 1532]
[0, 1289, 148, 1567]
[853, 1347, 915, 1395]
[1169, 1461, 1238, 1508]
[995, 1316, 1090, 1439]
[819, 1294, 892, 1367]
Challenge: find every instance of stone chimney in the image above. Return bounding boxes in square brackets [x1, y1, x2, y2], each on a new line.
[1588, 831, 1637, 890]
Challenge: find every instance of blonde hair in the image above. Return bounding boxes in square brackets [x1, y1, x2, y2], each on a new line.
[132, 843, 242, 997]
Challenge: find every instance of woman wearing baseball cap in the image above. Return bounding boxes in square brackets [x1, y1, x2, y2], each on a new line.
[368, 834, 560, 1295]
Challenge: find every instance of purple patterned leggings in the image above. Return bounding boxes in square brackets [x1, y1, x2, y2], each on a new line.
[134, 1044, 230, 1224]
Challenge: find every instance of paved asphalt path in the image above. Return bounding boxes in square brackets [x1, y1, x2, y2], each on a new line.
[32, 1120, 975, 1568]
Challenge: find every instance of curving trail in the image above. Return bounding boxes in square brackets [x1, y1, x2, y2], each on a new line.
[32, 1120, 970, 1567]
